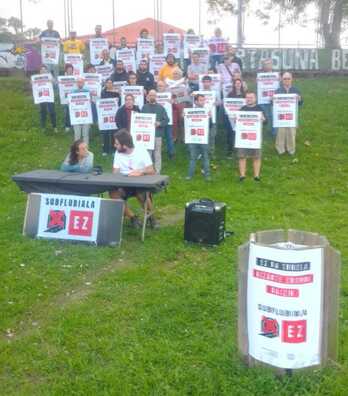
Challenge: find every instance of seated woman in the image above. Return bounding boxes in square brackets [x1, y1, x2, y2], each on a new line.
[61, 139, 94, 173]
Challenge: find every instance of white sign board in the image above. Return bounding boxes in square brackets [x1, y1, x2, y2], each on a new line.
[121, 85, 144, 109]
[37, 194, 101, 243]
[208, 36, 228, 56]
[89, 38, 109, 65]
[95, 64, 114, 81]
[257, 72, 280, 105]
[31, 73, 54, 104]
[96, 98, 118, 130]
[192, 90, 217, 124]
[247, 243, 323, 369]
[273, 94, 298, 128]
[41, 37, 60, 65]
[191, 47, 210, 68]
[116, 48, 136, 72]
[64, 54, 84, 76]
[183, 34, 201, 59]
[156, 92, 173, 125]
[68, 92, 93, 125]
[199, 73, 222, 101]
[130, 112, 156, 150]
[149, 54, 166, 78]
[163, 33, 181, 57]
[224, 98, 246, 119]
[83, 73, 102, 101]
[235, 111, 262, 149]
[58, 76, 77, 105]
[137, 38, 155, 63]
[184, 108, 209, 145]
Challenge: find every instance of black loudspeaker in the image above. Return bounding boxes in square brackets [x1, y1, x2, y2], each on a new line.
[184, 199, 226, 245]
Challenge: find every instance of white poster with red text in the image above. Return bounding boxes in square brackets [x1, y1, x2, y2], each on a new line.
[31, 74, 54, 104]
[64, 54, 84, 75]
[89, 38, 109, 65]
[247, 243, 323, 369]
[37, 194, 101, 243]
[184, 108, 209, 145]
[84, 73, 102, 101]
[136, 38, 155, 64]
[257, 72, 280, 105]
[192, 90, 217, 123]
[235, 111, 262, 149]
[183, 34, 201, 59]
[58, 76, 77, 105]
[41, 38, 60, 65]
[121, 85, 144, 109]
[96, 98, 118, 130]
[68, 92, 93, 125]
[163, 33, 181, 57]
[273, 94, 298, 128]
[116, 48, 136, 72]
[95, 64, 114, 81]
[130, 112, 156, 150]
[149, 54, 166, 79]
[156, 92, 173, 125]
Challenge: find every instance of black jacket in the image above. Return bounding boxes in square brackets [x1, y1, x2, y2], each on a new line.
[115, 104, 140, 130]
[136, 70, 155, 92]
[111, 70, 129, 82]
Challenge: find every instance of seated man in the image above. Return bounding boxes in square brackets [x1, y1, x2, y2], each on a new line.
[110, 129, 157, 228]
[61, 139, 94, 173]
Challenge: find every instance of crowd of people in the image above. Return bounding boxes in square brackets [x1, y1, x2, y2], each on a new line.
[33, 20, 304, 227]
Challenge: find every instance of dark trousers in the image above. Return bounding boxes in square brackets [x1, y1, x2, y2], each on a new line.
[39, 102, 56, 128]
[63, 105, 71, 128]
[101, 130, 115, 154]
[224, 112, 235, 152]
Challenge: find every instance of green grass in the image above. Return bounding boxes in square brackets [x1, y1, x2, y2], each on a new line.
[0, 75, 348, 395]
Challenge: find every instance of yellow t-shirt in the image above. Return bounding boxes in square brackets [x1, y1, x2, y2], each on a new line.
[158, 63, 177, 81]
[63, 39, 85, 54]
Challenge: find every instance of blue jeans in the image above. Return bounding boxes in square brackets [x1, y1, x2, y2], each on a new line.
[188, 144, 210, 178]
[210, 54, 223, 70]
[39, 102, 56, 128]
[260, 103, 276, 137]
[164, 125, 175, 157]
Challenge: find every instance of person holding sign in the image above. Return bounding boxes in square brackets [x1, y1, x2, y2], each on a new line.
[61, 139, 94, 173]
[274, 72, 303, 155]
[157, 80, 175, 159]
[111, 60, 129, 83]
[141, 90, 169, 174]
[158, 54, 179, 81]
[115, 94, 141, 131]
[236, 92, 266, 182]
[111, 129, 156, 229]
[39, 20, 61, 78]
[187, 52, 208, 92]
[208, 27, 228, 69]
[63, 31, 85, 55]
[136, 59, 155, 93]
[185, 94, 211, 181]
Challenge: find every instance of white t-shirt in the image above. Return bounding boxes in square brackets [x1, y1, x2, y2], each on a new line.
[113, 146, 152, 175]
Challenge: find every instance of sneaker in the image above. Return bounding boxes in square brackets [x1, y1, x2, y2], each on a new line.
[129, 216, 142, 229]
[147, 215, 159, 229]
[239, 176, 246, 182]
[254, 176, 261, 182]
[185, 176, 192, 181]
[102, 152, 108, 157]
[65, 127, 70, 132]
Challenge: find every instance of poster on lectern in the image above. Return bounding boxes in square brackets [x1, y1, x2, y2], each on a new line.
[31, 74, 54, 104]
[130, 112, 156, 150]
[41, 37, 60, 65]
[184, 108, 209, 145]
[272, 94, 298, 128]
[235, 111, 262, 149]
[257, 72, 280, 105]
[247, 243, 323, 369]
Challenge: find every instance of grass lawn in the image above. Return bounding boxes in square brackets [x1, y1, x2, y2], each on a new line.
[0, 75, 348, 395]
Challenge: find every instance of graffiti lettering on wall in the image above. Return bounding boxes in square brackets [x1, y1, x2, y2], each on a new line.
[0, 43, 25, 69]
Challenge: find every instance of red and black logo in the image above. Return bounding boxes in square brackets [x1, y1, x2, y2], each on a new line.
[260, 316, 279, 338]
[45, 210, 66, 233]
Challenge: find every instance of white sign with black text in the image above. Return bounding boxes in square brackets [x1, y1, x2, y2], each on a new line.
[235, 111, 262, 149]
[68, 92, 93, 125]
[41, 37, 60, 65]
[272, 94, 298, 128]
[31, 73, 54, 104]
[184, 108, 209, 145]
[96, 98, 119, 130]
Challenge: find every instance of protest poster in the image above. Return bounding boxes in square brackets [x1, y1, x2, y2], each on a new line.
[37, 193, 100, 243]
[183, 34, 201, 59]
[95, 64, 114, 81]
[247, 243, 323, 369]
[199, 73, 222, 101]
[167, 79, 189, 103]
[272, 94, 298, 128]
[116, 48, 136, 72]
[156, 92, 173, 125]
[137, 38, 155, 64]
[31, 73, 54, 104]
[184, 108, 209, 145]
[235, 111, 262, 149]
[149, 54, 166, 79]
[163, 33, 181, 57]
[41, 37, 60, 65]
[130, 112, 156, 150]
[112, 81, 128, 94]
[64, 54, 84, 75]
[96, 98, 118, 130]
[83, 73, 102, 101]
[222, 82, 233, 98]
[68, 92, 93, 125]
[58, 76, 77, 105]
[121, 85, 144, 109]
[257, 72, 280, 105]
[89, 38, 109, 65]
[208, 36, 229, 56]
[191, 47, 210, 68]
[223, 98, 247, 120]
[192, 90, 217, 123]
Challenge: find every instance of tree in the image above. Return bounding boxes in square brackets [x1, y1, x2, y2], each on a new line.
[24, 27, 41, 40]
[7, 17, 24, 36]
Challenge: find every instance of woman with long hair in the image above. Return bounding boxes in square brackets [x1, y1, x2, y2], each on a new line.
[61, 139, 94, 173]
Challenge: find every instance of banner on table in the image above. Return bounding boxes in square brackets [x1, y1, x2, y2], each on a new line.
[156, 92, 173, 125]
[31, 73, 54, 104]
[272, 94, 298, 128]
[37, 193, 101, 243]
[130, 112, 156, 150]
[235, 111, 262, 149]
[121, 85, 144, 109]
[137, 38, 155, 63]
[96, 98, 118, 130]
[116, 48, 136, 72]
[163, 33, 181, 57]
[257, 72, 280, 105]
[208, 36, 229, 56]
[224, 98, 246, 119]
[199, 73, 222, 101]
[68, 92, 93, 125]
[247, 243, 323, 369]
[191, 47, 210, 68]
[95, 64, 114, 81]
[41, 38, 60, 65]
[192, 90, 217, 124]
[83, 73, 102, 101]
[64, 54, 84, 75]
[184, 108, 209, 145]
[183, 34, 201, 59]
[58, 76, 77, 105]
[89, 38, 109, 65]
[149, 54, 166, 78]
